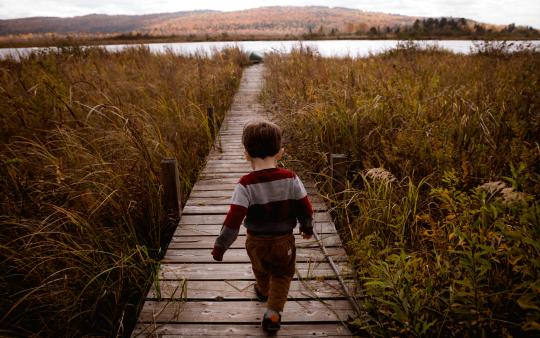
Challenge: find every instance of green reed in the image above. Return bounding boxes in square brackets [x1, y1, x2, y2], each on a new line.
[263, 43, 540, 336]
[0, 46, 247, 336]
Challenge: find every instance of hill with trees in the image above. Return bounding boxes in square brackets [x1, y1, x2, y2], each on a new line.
[0, 6, 537, 47]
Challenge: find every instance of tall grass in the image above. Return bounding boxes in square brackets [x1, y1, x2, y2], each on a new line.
[262, 44, 540, 336]
[0, 46, 247, 336]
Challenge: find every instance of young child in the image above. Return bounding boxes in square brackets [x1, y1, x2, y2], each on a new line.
[211, 119, 314, 333]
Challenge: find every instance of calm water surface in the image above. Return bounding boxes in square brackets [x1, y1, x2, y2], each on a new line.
[1, 40, 539, 59]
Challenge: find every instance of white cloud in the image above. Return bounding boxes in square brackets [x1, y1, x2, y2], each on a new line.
[0, 0, 538, 27]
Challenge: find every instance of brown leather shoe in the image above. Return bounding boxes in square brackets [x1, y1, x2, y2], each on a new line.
[261, 309, 281, 333]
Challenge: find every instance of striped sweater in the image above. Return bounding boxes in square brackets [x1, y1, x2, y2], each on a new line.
[213, 167, 314, 253]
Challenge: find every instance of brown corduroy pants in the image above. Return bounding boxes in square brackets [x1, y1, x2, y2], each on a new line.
[246, 232, 296, 312]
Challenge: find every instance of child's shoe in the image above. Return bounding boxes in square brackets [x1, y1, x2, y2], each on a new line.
[261, 309, 281, 333]
[254, 284, 268, 302]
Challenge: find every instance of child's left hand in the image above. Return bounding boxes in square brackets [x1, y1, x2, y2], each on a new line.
[301, 232, 312, 240]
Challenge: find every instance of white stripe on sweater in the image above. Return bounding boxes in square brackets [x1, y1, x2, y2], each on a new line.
[231, 176, 307, 207]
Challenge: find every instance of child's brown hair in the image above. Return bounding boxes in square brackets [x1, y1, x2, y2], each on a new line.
[242, 119, 282, 158]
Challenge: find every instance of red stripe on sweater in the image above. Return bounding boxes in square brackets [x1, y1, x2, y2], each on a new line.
[296, 195, 314, 218]
[223, 204, 247, 230]
[239, 168, 296, 186]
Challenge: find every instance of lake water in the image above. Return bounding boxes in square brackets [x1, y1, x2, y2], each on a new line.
[1, 40, 539, 59]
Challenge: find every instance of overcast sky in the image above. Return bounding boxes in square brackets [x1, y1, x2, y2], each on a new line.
[1, 0, 539, 28]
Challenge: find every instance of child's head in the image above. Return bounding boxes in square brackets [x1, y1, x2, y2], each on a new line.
[242, 119, 282, 159]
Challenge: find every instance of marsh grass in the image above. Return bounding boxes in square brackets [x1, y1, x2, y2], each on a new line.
[263, 44, 540, 336]
[0, 46, 247, 336]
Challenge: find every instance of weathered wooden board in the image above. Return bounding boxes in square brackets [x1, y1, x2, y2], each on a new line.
[191, 183, 239, 191]
[194, 177, 248, 185]
[168, 234, 343, 249]
[173, 222, 337, 236]
[137, 300, 354, 323]
[157, 262, 351, 280]
[188, 190, 242, 198]
[203, 165, 252, 172]
[182, 203, 327, 214]
[188, 185, 320, 197]
[179, 212, 332, 225]
[147, 279, 356, 300]
[132, 323, 352, 337]
[162, 247, 347, 263]
[185, 197, 326, 209]
[194, 178, 317, 188]
[185, 193, 326, 207]
[207, 155, 246, 160]
[184, 196, 235, 205]
[205, 160, 249, 165]
[209, 146, 244, 150]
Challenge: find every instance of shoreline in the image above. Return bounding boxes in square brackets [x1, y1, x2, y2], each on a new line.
[1, 34, 539, 49]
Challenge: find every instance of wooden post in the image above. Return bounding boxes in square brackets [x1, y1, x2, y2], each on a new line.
[207, 107, 215, 136]
[330, 153, 348, 193]
[160, 158, 182, 251]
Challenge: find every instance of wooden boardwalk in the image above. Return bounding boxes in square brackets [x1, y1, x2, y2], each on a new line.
[133, 64, 356, 337]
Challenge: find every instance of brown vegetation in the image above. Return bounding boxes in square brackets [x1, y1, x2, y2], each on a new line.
[0, 46, 247, 336]
[262, 43, 540, 336]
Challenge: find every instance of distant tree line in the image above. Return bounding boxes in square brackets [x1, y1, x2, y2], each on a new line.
[303, 17, 540, 39]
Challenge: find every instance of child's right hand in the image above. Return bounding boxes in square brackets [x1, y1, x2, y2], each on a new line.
[211, 246, 225, 261]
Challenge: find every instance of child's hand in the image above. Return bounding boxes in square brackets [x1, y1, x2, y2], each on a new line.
[211, 246, 225, 261]
[301, 232, 312, 240]
[300, 226, 313, 240]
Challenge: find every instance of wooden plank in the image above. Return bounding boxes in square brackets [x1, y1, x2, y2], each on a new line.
[188, 190, 241, 198]
[169, 234, 342, 249]
[188, 186, 320, 197]
[185, 196, 234, 205]
[200, 171, 247, 176]
[157, 262, 351, 280]
[179, 212, 332, 225]
[203, 165, 252, 171]
[191, 183, 238, 191]
[210, 141, 243, 145]
[182, 203, 327, 214]
[205, 155, 245, 159]
[133, 323, 352, 337]
[162, 247, 347, 263]
[146, 279, 356, 300]
[185, 194, 327, 206]
[195, 177, 245, 185]
[205, 157, 246, 162]
[194, 176, 318, 187]
[191, 183, 316, 196]
[208, 149, 245, 153]
[173, 222, 337, 236]
[137, 299, 354, 323]
[206, 147, 245, 151]
[205, 159, 248, 164]
[186, 193, 326, 205]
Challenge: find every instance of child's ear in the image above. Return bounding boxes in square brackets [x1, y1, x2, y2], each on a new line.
[276, 147, 285, 160]
[244, 150, 251, 161]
